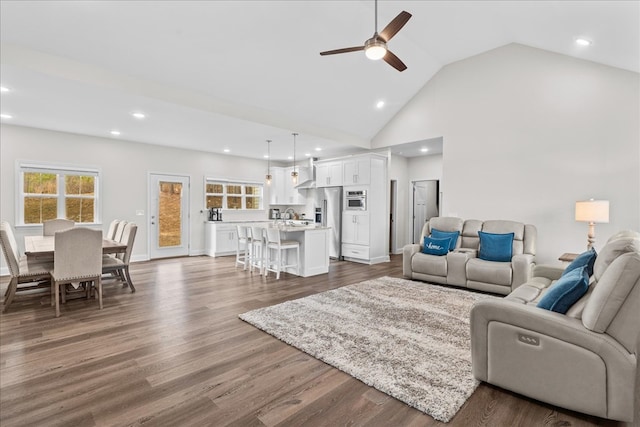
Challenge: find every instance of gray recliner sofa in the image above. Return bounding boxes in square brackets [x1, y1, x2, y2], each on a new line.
[403, 217, 537, 295]
[471, 230, 640, 422]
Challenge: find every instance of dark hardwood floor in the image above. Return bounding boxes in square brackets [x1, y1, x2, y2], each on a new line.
[0, 255, 635, 426]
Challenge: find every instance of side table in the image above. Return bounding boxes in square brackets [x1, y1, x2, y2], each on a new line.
[558, 253, 578, 263]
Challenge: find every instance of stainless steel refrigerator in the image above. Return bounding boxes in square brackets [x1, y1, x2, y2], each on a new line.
[313, 187, 342, 259]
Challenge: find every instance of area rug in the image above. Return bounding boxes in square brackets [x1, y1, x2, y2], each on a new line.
[239, 276, 496, 422]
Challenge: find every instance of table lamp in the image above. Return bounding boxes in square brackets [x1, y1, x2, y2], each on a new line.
[575, 199, 609, 250]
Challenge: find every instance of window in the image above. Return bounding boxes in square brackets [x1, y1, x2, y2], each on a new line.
[205, 179, 263, 210]
[18, 163, 100, 225]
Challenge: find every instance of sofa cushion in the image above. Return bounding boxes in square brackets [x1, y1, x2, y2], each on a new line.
[466, 258, 513, 286]
[423, 217, 463, 246]
[583, 252, 640, 333]
[431, 228, 459, 251]
[478, 231, 514, 262]
[564, 248, 597, 277]
[411, 252, 447, 277]
[422, 237, 450, 256]
[537, 266, 589, 314]
[593, 235, 640, 282]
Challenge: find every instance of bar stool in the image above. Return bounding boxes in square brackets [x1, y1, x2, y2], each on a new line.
[264, 227, 300, 279]
[249, 226, 266, 275]
[235, 225, 250, 270]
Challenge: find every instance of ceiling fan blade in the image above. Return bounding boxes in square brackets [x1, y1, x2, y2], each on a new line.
[383, 50, 407, 72]
[320, 46, 365, 56]
[379, 11, 412, 42]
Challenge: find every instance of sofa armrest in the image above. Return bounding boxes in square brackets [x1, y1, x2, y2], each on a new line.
[402, 244, 420, 278]
[470, 299, 636, 421]
[471, 299, 633, 370]
[511, 253, 535, 289]
[532, 264, 565, 281]
[455, 248, 477, 258]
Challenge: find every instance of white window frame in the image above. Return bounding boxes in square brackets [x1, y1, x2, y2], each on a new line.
[204, 178, 264, 211]
[16, 161, 102, 226]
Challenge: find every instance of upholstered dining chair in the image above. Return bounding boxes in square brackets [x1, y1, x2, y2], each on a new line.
[42, 218, 74, 236]
[51, 227, 103, 317]
[0, 221, 53, 312]
[102, 222, 137, 292]
[113, 220, 128, 242]
[106, 219, 120, 240]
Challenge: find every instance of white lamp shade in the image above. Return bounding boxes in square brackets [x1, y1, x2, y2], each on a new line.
[575, 200, 609, 223]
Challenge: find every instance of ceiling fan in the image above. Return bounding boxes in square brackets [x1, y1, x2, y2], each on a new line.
[320, 0, 412, 72]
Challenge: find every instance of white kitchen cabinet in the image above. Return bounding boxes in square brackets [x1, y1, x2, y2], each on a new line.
[205, 222, 238, 257]
[269, 166, 306, 205]
[268, 167, 285, 205]
[343, 157, 370, 186]
[342, 211, 369, 246]
[316, 161, 343, 187]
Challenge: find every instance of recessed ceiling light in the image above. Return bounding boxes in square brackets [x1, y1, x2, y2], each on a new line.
[287, 155, 293, 160]
[575, 38, 592, 46]
[304, 153, 311, 157]
[0, 86, 10, 93]
[223, 148, 230, 153]
[131, 112, 146, 119]
[315, 147, 322, 152]
[263, 154, 269, 159]
[110, 130, 121, 136]
[1, 113, 13, 119]
[420, 148, 428, 153]
[376, 100, 385, 109]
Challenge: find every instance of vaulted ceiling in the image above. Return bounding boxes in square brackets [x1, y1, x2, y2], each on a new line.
[1, 1, 638, 161]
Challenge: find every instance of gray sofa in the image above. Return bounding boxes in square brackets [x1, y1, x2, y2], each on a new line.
[471, 230, 640, 422]
[403, 217, 537, 295]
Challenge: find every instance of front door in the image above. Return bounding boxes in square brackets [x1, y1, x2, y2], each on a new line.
[149, 174, 190, 259]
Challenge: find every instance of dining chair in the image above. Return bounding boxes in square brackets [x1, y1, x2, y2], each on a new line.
[102, 222, 137, 292]
[235, 225, 250, 270]
[42, 218, 74, 236]
[264, 227, 300, 279]
[51, 227, 103, 317]
[113, 220, 128, 242]
[106, 219, 120, 240]
[0, 221, 53, 312]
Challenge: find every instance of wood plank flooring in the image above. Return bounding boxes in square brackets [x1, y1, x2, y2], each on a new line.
[0, 255, 636, 426]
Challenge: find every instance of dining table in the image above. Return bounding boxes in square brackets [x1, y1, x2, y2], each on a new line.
[24, 235, 127, 260]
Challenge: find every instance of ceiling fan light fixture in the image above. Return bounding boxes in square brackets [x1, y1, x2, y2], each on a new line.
[365, 39, 387, 60]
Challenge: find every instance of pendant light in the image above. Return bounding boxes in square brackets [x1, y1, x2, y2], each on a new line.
[265, 139, 272, 185]
[291, 132, 299, 184]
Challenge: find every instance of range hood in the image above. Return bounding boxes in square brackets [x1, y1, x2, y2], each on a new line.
[295, 158, 317, 189]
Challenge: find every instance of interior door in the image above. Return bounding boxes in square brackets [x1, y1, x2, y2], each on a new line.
[149, 174, 190, 259]
[412, 180, 439, 244]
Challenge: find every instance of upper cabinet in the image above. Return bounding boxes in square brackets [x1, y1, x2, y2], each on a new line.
[315, 161, 343, 187]
[342, 157, 370, 186]
[269, 166, 307, 205]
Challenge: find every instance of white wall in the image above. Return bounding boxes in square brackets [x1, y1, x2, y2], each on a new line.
[373, 43, 640, 264]
[0, 124, 270, 268]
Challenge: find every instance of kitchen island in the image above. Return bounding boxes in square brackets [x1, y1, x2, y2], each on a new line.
[275, 224, 330, 277]
[204, 221, 330, 277]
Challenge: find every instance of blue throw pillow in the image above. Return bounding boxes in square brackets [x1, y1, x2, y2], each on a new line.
[537, 266, 589, 314]
[422, 237, 451, 256]
[431, 228, 460, 251]
[563, 248, 597, 277]
[478, 231, 514, 262]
